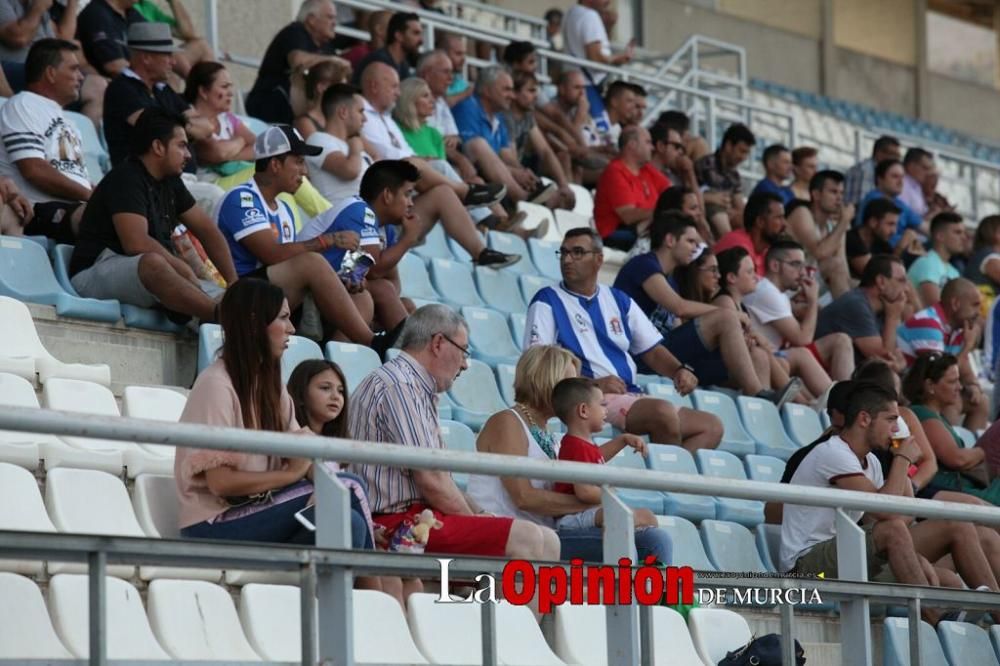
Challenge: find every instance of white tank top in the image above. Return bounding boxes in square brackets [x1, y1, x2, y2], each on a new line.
[466, 409, 556, 528]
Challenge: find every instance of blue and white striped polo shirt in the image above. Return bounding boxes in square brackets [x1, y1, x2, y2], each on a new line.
[524, 282, 663, 392]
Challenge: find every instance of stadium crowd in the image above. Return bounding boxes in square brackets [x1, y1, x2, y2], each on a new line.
[4, 0, 1000, 623]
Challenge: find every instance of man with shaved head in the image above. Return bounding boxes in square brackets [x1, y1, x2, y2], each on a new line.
[416, 49, 479, 182]
[898, 276, 987, 428]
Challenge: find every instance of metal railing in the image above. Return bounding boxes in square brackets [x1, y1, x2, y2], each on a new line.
[2, 405, 1000, 665]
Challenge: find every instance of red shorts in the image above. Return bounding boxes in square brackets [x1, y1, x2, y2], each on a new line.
[374, 503, 514, 557]
[803, 342, 831, 373]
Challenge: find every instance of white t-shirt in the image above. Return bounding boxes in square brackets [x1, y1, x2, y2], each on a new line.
[563, 3, 610, 84]
[361, 98, 415, 161]
[0, 91, 91, 204]
[429, 96, 459, 138]
[305, 132, 373, 206]
[779, 435, 884, 572]
[743, 276, 794, 350]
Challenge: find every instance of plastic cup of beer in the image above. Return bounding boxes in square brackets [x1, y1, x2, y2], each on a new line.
[891, 415, 910, 449]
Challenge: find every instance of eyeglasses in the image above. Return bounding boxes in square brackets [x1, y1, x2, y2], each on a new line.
[698, 265, 720, 275]
[556, 247, 601, 260]
[439, 333, 471, 359]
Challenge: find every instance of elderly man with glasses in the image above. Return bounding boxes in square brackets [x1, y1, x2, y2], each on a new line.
[523, 227, 724, 453]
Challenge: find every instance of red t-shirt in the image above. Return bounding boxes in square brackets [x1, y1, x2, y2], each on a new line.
[593, 159, 670, 239]
[713, 229, 767, 276]
[554, 434, 605, 494]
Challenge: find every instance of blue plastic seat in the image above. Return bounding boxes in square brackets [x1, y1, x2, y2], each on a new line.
[954, 425, 977, 448]
[654, 515, 715, 570]
[46, 244, 121, 323]
[644, 444, 715, 522]
[437, 390, 454, 421]
[694, 450, 763, 527]
[0, 238, 120, 323]
[937, 621, 998, 666]
[474, 266, 526, 314]
[410, 222, 453, 262]
[398, 253, 442, 302]
[461, 306, 520, 367]
[280, 336, 323, 383]
[448, 359, 507, 430]
[447, 235, 473, 262]
[197, 324, 223, 373]
[645, 382, 692, 409]
[508, 312, 526, 348]
[439, 419, 477, 491]
[782, 403, 824, 448]
[527, 238, 561, 281]
[691, 389, 755, 457]
[487, 232, 533, 275]
[495, 364, 516, 407]
[884, 618, 949, 666]
[738, 396, 800, 460]
[820, 410, 831, 429]
[518, 274, 556, 307]
[604, 449, 664, 514]
[428, 258, 484, 309]
[699, 519, 767, 573]
[635, 374, 664, 390]
[324, 341, 381, 394]
[743, 454, 785, 484]
[755, 524, 780, 572]
[66, 110, 108, 182]
[235, 114, 269, 136]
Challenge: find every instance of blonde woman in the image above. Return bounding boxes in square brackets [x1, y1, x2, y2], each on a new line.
[394, 77, 446, 161]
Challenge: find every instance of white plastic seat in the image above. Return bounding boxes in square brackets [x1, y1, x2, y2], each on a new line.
[0, 296, 110, 386]
[0, 461, 56, 574]
[568, 184, 594, 217]
[47, 574, 170, 659]
[147, 579, 262, 661]
[0, 371, 60, 469]
[44, 377, 171, 476]
[553, 604, 607, 666]
[517, 202, 558, 242]
[440, 419, 477, 491]
[407, 592, 565, 665]
[0, 572, 73, 659]
[122, 384, 187, 462]
[688, 608, 752, 666]
[648, 606, 708, 665]
[281, 334, 324, 384]
[554, 209, 593, 237]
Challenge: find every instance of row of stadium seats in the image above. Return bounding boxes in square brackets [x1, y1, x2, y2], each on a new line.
[884, 617, 1000, 666]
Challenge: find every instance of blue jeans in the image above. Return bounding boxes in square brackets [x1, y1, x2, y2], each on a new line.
[558, 525, 673, 564]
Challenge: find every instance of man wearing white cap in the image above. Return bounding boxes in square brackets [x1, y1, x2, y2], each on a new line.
[216, 124, 402, 355]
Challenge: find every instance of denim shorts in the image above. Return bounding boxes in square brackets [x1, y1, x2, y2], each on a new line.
[556, 506, 601, 530]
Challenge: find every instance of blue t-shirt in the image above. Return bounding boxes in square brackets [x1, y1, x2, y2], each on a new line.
[612, 252, 677, 336]
[216, 179, 297, 276]
[855, 191, 923, 248]
[298, 195, 396, 271]
[752, 178, 795, 205]
[451, 94, 509, 153]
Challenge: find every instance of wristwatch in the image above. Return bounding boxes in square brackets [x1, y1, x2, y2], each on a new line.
[678, 364, 696, 375]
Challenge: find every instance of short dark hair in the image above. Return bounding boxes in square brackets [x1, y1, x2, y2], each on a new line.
[650, 210, 697, 250]
[552, 377, 598, 424]
[649, 122, 670, 145]
[717, 246, 751, 292]
[761, 144, 789, 166]
[722, 123, 755, 148]
[903, 147, 933, 166]
[544, 8, 563, 22]
[852, 359, 897, 392]
[791, 146, 817, 165]
[654, 186, 693, 215]
[502, 40, 535, 66]
[129, 108, 185, 157]
[183, 60, 226, 104]
[386, 11, 419, 45]
[511, 69, 537, 92]
[843, 381, 898, 428]
[359, 159, 421, 204]
[743, 191, 783, 231]
[808, 169, 844, 194]
[626, 82, 646, 97]
[875, 158, 902, 181]
[604, 79, 632, 106]
[930, 211, 963, 239]
[656, 110, 690, 134]
[901, 352, 958, 405]
[320, 82, 360, 119]
[859, 253, 901, 288]
[872, 135, 900, 158]
[563, 227, 603, 250]
[862, 197, 901, 224]
[25, 38, 78, 85]
[765, 238, 803, 266]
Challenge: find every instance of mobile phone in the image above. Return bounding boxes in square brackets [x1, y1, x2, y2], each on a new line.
[294, 506, 316, 532]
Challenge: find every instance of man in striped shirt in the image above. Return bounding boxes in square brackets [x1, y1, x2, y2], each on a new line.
[349, 304, 559, 559]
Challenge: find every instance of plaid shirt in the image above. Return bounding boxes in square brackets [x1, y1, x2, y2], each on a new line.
[694, 151, 742, 194]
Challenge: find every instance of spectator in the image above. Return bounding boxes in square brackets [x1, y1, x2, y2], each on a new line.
[0, 0, 75, 64]
[844, 134, 901, 206]
[612, 211, 791, 403]
[438, 32, 473, 106]
[713, 191, 784, 276]
[350, 304, 560, 560]
[0, 38, 91, 242]
[550, 377, 671, 562]
[908, 212, 964, 307]
[299, 160, 416, 335]
[341, 9, 391, 71]
[562, 0, 633, 113]
[855, 159, 926, 249]
[965, 215, 1000, 295]
[790, 146, 818, 201]
[132, 0, 212, 77]
[183, 61, 254, 178]
[245, 0, 341, 124]
[846, 198, 900, 280]
[352, 11, 421, 85]
[673, 245, 717, 304]
[75, 0, 143, 78]
[751, 144, 794, 205]
[655, 109, 710, 163]
[293, 59, 345, 139]
[592, 79, 635, 150]
[69, 109, 236, 323]
[900, 147, 934, 219]
[593, 125, 668, 251]
[695, 122, 755, 225]
[536, 69, 607, 183]
[743, 239, 853, 387]
[452, 66, 555, 205]
[525, 227, 724, 452]
[629, 83, 647, 125]
[502, 40, 536, 75]
[304, 82, 372, 205]
[648, 126, 709, 241]
[897, 278, 986, 429]
[816, 254, 907, 370]
[784, 169, 852, 297]
[544, 8, 563, 49]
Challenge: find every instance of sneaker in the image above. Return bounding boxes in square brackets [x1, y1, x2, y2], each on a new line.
[371, 318, 408, 361]
[463, 183, 506, 207]
[494, 210, 528, 232]
[528, 181, 558, 205]
[297, 294, 324, 341]
[756, 377, 802, 411]
[475, 248, 521, 269]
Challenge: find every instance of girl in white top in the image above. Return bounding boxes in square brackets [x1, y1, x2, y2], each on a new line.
[184, 62, 255, 180]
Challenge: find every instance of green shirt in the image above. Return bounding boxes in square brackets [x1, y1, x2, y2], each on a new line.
[401, 124, 445, 161]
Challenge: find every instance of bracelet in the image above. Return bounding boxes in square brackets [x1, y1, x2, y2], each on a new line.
[316, 234, 331, 251]
[678, 364, 695, 375]
[893, 453, 915, 466]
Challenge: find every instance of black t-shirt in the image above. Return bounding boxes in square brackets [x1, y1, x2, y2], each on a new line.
[103, 71, 191, 167]
[845, 228, 893, 278]
[76, 0, 145, 77]
[70, 157, 196, 276]
[250, 22, 336, 96]
[351, 47, 414, 85]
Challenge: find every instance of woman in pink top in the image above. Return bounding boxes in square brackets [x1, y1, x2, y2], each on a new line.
[176, 278, 317, 543]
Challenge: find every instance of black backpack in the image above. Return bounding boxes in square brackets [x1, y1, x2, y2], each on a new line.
[718, 634, 806, 666]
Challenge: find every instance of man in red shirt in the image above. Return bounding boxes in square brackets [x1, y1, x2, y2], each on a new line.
[714, 191, 786, 276]
[593, 125, 670, 250]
